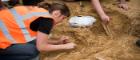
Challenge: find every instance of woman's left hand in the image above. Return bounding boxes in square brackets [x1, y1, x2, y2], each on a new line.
[59, 36, 70, 44]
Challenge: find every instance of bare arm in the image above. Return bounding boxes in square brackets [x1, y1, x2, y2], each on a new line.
[91, 0, 110, 24]
[92, 0, 106, 17]
[36, 31, 75, 52]
[47, 36, 69, 45]
[47, 39, 61, 45]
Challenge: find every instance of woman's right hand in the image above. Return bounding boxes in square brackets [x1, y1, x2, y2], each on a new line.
[100, 15, 110, 24]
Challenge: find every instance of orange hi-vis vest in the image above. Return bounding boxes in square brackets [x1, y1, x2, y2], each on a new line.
[0, 6, 51, 49]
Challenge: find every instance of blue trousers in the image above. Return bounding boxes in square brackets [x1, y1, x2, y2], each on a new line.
[0, 40, 39, 60]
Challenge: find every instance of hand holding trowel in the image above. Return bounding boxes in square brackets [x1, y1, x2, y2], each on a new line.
[101, 17, 113, 38]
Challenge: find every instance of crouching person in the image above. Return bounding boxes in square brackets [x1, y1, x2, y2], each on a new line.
[0, 0, 76, 60]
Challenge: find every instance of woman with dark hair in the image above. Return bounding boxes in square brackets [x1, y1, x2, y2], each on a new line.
[0, 0, 76, 60]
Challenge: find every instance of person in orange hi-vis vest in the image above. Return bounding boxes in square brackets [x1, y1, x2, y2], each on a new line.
[0, 0, 76, 60]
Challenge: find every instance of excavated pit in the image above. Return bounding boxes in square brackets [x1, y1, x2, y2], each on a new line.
[41, 0, 140, 60]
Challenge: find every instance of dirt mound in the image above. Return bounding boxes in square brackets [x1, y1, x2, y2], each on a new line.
[41, 0, 140, 60]
[130, 15, 140, 37]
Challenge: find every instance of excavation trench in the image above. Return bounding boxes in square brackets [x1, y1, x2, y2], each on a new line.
[41, 0, 140, 60]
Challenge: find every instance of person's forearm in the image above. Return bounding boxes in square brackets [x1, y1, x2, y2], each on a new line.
[37, 43, 68, 52]
[46, 44, 69, 51]
[92, 0, 106, 17]
[47, 40, 60, 45]
[37, 38, 66, 52]
[36, 31, 73, 52]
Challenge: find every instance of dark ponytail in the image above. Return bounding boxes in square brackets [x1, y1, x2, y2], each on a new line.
[38, 2, 70, 17]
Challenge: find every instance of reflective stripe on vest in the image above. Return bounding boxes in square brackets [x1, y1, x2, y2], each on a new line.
[0, 20, 16, 43]
[9, 8, 50, 42]
[23, 12, 51, 20]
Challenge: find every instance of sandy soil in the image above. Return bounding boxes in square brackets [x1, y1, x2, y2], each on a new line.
[40, 0, 140, 60]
